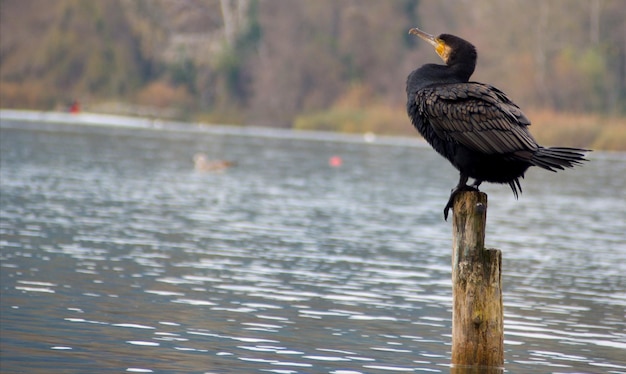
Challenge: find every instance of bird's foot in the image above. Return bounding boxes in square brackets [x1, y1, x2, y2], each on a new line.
[443, 185, 479, 221]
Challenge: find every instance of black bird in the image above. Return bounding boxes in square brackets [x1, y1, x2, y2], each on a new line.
[406, 27, 589, 220]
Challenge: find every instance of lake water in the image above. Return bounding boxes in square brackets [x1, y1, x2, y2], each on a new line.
[1, 115, 625, 373]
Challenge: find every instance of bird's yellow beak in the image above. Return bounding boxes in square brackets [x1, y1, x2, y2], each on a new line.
[409, 27, 451, 63]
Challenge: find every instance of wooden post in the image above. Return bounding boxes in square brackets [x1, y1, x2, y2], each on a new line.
[451, 191, 503, 372]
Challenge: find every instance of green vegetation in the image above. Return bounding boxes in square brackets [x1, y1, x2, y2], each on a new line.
[527, 110, 626, 152]
[294, 105, 626, 151]
[1, 0, 625, 150]
[294, 84, 410, 135]
[294, 107, 409, 135]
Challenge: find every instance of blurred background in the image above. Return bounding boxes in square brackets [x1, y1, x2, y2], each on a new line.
[2, 3, 626, 372]
[1, 0, 625, 149]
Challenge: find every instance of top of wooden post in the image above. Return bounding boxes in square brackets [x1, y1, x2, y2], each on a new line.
[452, 190, 488, 266]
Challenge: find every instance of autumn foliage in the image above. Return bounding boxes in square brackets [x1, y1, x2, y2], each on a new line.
[1, 0, 625, 149]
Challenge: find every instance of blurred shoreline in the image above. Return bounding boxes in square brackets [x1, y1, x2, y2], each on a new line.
[0, 109, 427, 149]
[2, 108, 624, 152]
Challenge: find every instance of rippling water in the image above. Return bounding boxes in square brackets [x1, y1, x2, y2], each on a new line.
[1, 118, 625, 373]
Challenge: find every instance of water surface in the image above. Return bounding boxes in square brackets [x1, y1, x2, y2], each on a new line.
[1, 118, 625, 373]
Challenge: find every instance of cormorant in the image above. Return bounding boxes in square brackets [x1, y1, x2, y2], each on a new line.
[406, 27, 589, 220]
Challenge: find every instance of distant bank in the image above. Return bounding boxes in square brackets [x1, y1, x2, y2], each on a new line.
[2, 109, 624, 151]
[0, 109, 426, 148]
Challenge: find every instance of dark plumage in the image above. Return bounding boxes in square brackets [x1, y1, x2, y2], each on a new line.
[406, 28, 589, 220]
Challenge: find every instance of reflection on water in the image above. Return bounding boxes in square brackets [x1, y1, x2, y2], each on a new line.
[1, 120, 625, 373]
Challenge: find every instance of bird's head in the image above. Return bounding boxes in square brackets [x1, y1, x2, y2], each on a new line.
[409, 27, 477, 77]
[409, 28, 452, 63]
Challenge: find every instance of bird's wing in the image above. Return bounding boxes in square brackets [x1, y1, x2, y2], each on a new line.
[416, 82, 538, 154]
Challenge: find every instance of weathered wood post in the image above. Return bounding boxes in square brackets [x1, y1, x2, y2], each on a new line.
[450, 191, 504, 373]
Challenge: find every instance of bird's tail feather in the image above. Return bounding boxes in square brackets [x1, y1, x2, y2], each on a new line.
[508, 178, 522, 199]
[531, 147, 589, 172]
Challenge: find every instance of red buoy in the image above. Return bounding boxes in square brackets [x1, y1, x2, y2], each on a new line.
[329, 156, 342, 167]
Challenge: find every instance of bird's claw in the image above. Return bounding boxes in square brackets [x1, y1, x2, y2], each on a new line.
[443, 185, 479, 221]
[443, 201, 454, 221]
